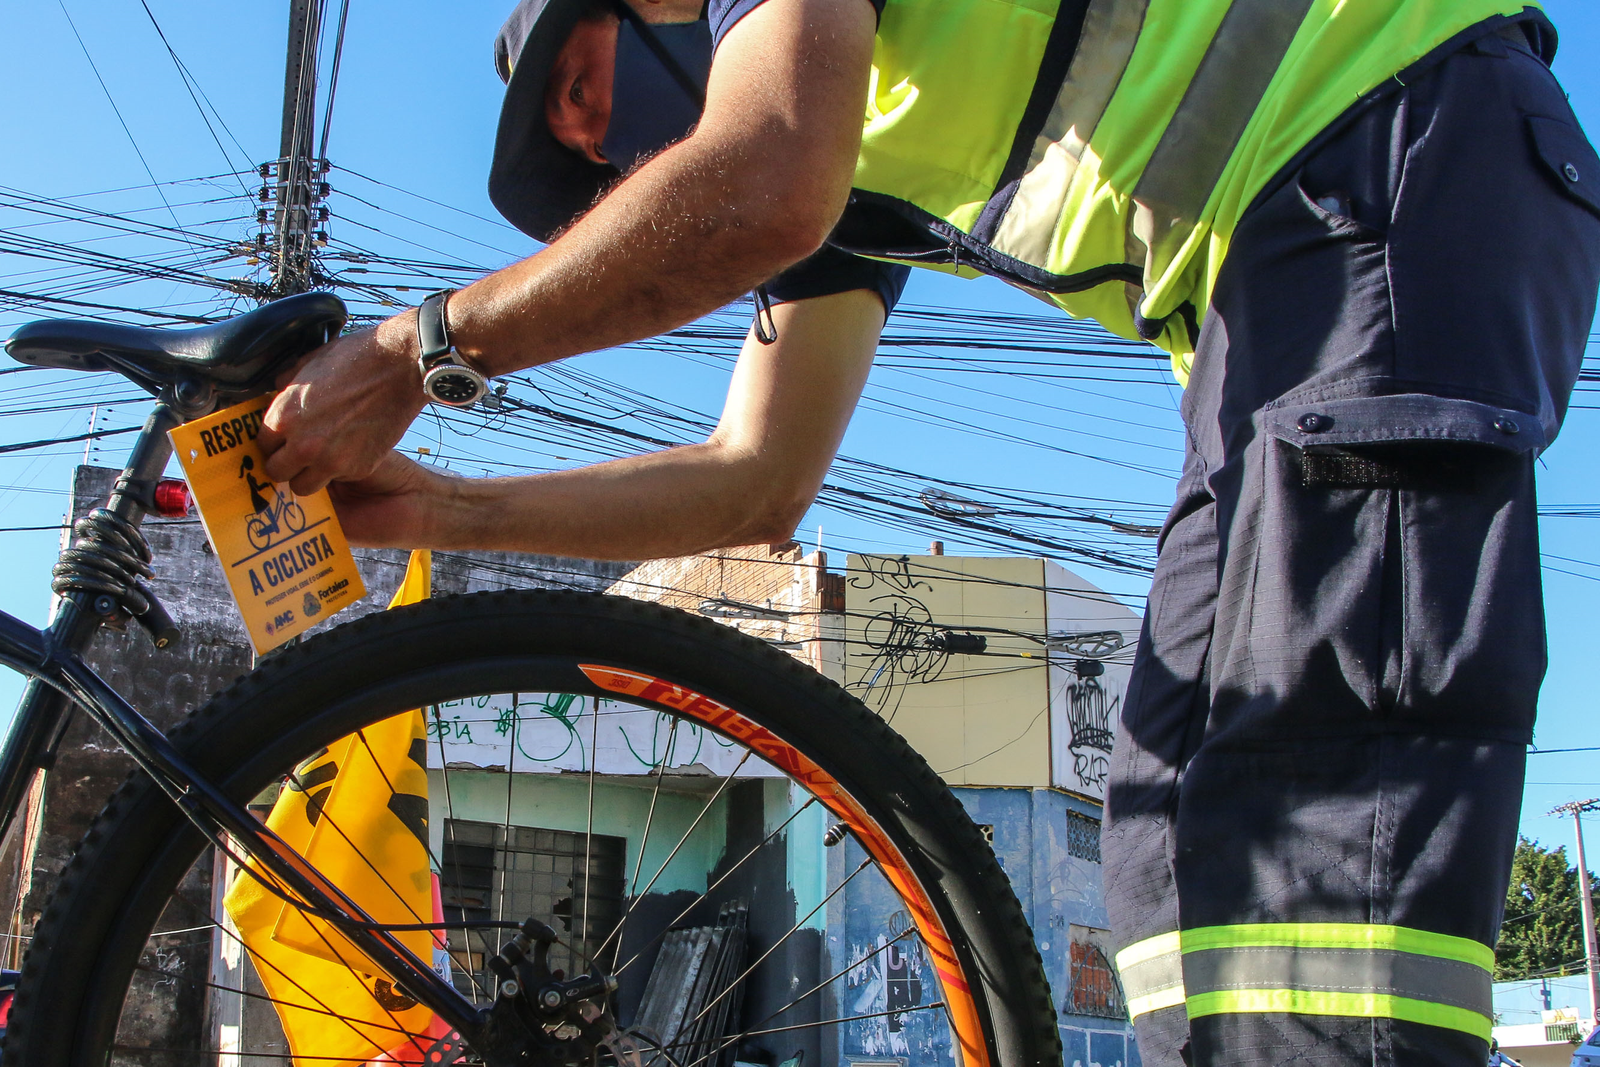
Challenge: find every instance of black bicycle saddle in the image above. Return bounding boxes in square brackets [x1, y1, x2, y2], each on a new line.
[4, 292, 348, 395]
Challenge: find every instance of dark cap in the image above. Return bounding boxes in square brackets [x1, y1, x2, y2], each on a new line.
[489, 0, 620, 243]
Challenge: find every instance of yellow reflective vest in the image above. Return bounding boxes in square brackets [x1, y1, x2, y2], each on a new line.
[833, 0, 1542, 379]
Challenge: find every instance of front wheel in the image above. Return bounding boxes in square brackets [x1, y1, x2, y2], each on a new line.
[8, 590, 1060, 1067]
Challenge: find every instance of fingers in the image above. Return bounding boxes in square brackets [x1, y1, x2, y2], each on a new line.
[288, 465, 333, 497]
[327, 452, 435, 547]
[255, 320, 424, 493]
[261, 388, 324, 488]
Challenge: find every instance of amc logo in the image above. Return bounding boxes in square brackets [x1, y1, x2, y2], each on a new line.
[264, 609, 296, 635]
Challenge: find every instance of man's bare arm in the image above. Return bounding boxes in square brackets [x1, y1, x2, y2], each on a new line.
[328, 289, 884, 559]
[261, 0, 877, 494]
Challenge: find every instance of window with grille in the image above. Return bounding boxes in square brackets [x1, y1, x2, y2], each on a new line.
[1064, 810, 1101, 862]
[1068, 940, 1120, 1023]
[439, 820, 625, 993]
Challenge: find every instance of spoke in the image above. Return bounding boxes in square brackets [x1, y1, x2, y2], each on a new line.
[132, 961, 417, 1034]
[202, 896, 420, 1045]
[434, 703, 494, 1002]
[758, 929, 916, 1027]
[499, 695, 518, 932]
[628, 717, 680, 899]
[149, 921, 222, 937]
[581, 691, 601, 958]
[673, 1003, 948, 1067]
[611, 798, 818, 977]
[277, 758, 431, 932]
[698, 1003, 947, 1045]
[665, 929, 921, 1067]
[355, 725, 490, 1001]
[245, 763, 447, 1036]
[673, 858, 874, 1041]
[113, 1048, 385, 1063]
[281, 866, 435, 1050]
[606, 749, 752, 945]
[612, 716, 679, 959]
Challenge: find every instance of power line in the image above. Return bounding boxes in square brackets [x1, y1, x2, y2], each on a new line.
[55, 0, 198, 255]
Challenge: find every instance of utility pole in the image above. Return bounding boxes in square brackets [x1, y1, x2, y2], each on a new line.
[255, 0, 333, 299]
[1553, 799, 1600, 1027]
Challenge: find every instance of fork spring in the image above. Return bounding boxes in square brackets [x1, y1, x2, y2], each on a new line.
[51, 508, 155, 617]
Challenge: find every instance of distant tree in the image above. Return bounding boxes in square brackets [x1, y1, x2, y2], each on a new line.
[1496, 836, 1600, 981]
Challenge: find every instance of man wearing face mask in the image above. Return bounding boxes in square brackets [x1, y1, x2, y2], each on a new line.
[257, 0, 1600, 1064]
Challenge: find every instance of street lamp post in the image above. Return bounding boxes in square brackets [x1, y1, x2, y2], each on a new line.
[1552, 799, 1600, 1028]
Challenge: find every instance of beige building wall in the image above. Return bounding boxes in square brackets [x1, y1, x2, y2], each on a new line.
[843, 555, 1139, 796]
[610, 548, 1141, 800]
[843, 555, 1051, 787]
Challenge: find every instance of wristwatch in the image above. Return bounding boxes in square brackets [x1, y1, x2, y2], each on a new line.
[416, 289, 489, 407]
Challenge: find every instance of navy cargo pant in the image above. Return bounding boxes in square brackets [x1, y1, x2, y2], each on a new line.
[1103, 16, 1600, 1067]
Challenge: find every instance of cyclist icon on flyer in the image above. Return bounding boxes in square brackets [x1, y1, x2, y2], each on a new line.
[239, 454, 306, 551]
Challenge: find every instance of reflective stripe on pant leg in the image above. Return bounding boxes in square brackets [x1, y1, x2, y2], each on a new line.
[1115, 931, 1185, 1020]
[1178, 923, 1494, 1041]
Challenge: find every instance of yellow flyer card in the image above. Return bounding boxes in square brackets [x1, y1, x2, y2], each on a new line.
[169, 395, 366, 653]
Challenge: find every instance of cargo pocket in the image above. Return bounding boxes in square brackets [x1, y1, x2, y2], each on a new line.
[1262, 393, 1546, 741]
[1266, 393, 1547, 489]
[1528, 114, 1600, 222]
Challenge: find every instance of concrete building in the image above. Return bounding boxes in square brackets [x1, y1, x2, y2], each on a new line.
[0, 465, 1144, 1067]
[604, 548, 1144, 1067]
[1494, 975, 1593, 1065]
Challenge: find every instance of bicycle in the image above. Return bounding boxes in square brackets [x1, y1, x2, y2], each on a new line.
[244, 479, 308, 552]
[0, 292, 1061, 1067]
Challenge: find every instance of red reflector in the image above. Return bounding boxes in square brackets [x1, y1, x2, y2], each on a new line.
[153, 479, 192, 518]
[0, 991, 13, 1027]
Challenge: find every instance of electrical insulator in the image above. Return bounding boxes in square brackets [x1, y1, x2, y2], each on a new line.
[254, 233, 268, 251]
[258, 162, 274, 178]
[316, 206, 330, 222]
[316, 182, 331, 198]
[258, 186, 272, 202]
[151, 479, 192, 518]
[314, 231, 328, 245]
[256, 209, 269, 224]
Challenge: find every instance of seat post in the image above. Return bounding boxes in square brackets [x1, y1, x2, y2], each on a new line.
[49, 380, 215, 654]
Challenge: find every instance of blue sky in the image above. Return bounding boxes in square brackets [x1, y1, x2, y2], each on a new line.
[0, 0, 1596, 852]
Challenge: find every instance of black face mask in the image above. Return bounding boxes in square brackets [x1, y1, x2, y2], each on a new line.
[600, 19, 712, 172]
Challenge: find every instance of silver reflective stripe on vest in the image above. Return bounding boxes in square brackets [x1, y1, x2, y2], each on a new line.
[990, 0, 1148, 270]
[1182, 945, 1494, 1017]
[1115, 931, 1185, 1020]
[1128, 0, 1316, 279]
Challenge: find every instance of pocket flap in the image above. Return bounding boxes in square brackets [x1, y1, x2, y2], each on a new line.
[1528, 115, 1600, 220]
[1265, 394, 1547, 453]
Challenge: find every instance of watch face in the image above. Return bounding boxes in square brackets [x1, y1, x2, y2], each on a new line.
[424, 366, 486, 407]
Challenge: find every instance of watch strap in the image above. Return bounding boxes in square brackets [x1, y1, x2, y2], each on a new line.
[417, 289, 456, 363]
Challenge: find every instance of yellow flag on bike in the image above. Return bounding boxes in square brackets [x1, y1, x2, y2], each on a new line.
[224, 550, 450, 1065]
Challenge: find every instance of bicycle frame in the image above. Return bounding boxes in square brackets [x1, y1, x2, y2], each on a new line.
[0, 391, 488, 1044]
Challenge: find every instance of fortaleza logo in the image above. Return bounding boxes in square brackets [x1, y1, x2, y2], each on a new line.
[318, 578, 350, 601]
[246, 533, 338, 596]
